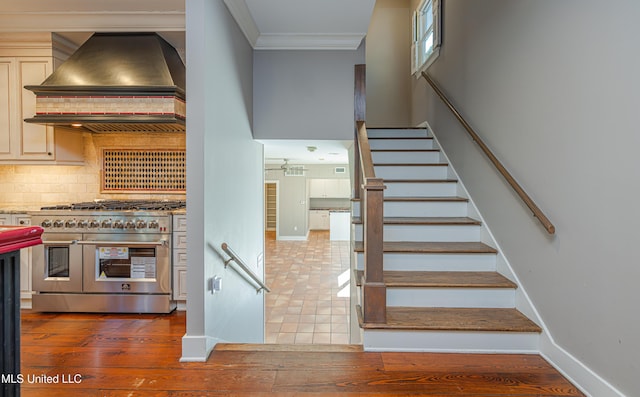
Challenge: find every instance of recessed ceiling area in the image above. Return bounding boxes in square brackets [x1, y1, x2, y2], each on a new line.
[258, 140, 352, 165]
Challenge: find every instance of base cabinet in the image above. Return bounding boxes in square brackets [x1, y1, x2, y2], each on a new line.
[172, 214, 187, 304]
[309, 210, 330, 230]
[0, 213, 32, 306]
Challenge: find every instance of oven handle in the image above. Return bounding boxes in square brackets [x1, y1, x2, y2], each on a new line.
[42, 240, 79, 245]
[76, 240, 168, 247]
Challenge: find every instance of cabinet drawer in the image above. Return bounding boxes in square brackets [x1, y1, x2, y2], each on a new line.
[173, 249, 187, 267]
[13, 215, 31, 226]
[173, 215, 187, 232]
[173, 231, 187, 249]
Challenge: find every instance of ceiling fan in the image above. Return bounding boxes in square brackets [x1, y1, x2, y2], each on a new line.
[265, 158, 309, 172]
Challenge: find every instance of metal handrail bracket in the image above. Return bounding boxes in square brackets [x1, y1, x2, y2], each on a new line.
[221, 243, 270, 293]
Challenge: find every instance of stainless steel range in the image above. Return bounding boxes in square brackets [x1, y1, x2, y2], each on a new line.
[30, 200, 185, 313]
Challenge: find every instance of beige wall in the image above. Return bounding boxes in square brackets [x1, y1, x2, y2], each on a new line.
[365, 0, 412, 127]
[0, 131, 186, 209]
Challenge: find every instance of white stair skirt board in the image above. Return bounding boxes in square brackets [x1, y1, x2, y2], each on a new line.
[381, 201, 468, 217]
[386, 288, 516, 308]
[362, 330, 540, 353]
[374, 165, 449, 180]
[372, 151, 442, 164]
[368, 139, 434, 150]
[366, 129, 429, 138]
[354, 253, 497, 272]
[354, 224, 482, 242]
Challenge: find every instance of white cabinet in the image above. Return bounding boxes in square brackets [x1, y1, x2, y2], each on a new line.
[309, 178, 351, 198]
[0, 37, 84, 164]
[172, 214, 187, 303]
[0, 213, 33, 306]
[309, 210, 330, 230]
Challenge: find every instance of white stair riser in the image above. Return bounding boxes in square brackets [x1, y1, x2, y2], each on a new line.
[374, 165, 449, 180]
[354, 224, 481, 242]
[354, 253, 497, 271]
[369, 139, 434, 150]
[384, 182, 458, 197]
[353, 201, 468, 217]
[362, 330, 540, 353]
[372, 151, 442, 163]
[366, 129, 429, 138]
[383, 201, 468, 217]
[386, 288, 515, 308]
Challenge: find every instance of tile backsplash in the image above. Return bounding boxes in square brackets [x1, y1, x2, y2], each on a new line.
[0, 131, 186, 209]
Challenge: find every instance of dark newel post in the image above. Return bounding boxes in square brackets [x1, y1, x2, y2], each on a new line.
[1, 252, 21, 397]
[354, 64, 365, 201]
[362, 178, 386, 323]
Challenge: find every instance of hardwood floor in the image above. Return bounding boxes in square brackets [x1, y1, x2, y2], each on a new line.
[18, 310, 585, 396]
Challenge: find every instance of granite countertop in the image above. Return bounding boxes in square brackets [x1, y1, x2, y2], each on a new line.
[310, 208, 350, 212]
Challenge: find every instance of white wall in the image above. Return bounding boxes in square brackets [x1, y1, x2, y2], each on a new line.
[412, 1, 639, 395]
[365, 0, 412, 127]
[253, 47, 365, 140]
[183, 0, 264, 361]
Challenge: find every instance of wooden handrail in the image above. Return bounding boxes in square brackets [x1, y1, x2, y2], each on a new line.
[356, 121, 378, 182]
[422, 72, 556, 235]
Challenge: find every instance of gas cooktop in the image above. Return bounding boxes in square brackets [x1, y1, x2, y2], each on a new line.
[40, 200, 186, 211]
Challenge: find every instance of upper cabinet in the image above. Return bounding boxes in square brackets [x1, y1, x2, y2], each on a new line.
[0, 33, 83, 164]
[309, 178, 351, 198]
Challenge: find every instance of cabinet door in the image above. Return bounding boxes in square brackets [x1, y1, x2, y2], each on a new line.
[309, 179, 326, 198]
[0, 59, 15, 158]
[18, 59, 54, 160]
[337, 179, 351, 198]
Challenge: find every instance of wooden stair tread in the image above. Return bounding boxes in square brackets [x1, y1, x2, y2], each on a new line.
[359, 306, 541, 333]
[368, 136, 433, 140]
[371, 149, 440, 152]
[355, 270, 516, 289]
[352, 216, 480, 225]
[352, 196, 468, 202]
[354, 241, 497, 254]
[383, 179, 458, 183]
[374, 163, 448, 167]
[215, 343, 363, 352]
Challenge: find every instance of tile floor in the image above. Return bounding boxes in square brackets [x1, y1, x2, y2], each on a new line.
[264, 230, 352, 344]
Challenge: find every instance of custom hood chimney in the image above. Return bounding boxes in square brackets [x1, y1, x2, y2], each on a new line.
[24, 32, 185, 133]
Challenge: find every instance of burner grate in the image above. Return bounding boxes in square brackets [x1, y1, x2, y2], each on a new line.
[41, 200, 186, 211]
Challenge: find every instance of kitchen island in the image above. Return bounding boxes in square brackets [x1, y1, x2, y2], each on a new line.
[0, 225, 43, 397]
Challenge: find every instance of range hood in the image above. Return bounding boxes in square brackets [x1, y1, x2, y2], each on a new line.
[24, 33, 185, 133]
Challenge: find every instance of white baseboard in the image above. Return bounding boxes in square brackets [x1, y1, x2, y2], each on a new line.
[540, 333, 626, 397]
[180, 334, 217, 362]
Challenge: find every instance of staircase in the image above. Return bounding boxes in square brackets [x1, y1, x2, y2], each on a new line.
[352, 127, 541, 352]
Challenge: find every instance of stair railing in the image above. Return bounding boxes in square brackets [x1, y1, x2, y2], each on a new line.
[421, 72, 556, 235]
[354, 64, 386, 323]
[221, 243, 271, 293]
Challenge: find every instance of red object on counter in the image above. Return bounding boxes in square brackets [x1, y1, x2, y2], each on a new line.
[0, 226, 44, 254]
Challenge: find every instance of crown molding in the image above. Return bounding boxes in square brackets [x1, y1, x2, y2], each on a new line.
[0, 11, 185, 33]
[223, 0, 259, 48]
[255, 33, 365, 51]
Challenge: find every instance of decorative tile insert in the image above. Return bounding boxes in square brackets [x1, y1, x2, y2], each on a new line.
[102, 149, 186, 192]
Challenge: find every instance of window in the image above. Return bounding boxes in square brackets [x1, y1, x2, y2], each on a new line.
[412, 0, 441, 75]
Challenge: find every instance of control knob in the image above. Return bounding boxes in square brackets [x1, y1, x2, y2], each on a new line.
[148, 220, 159, 229]
[89, 220, 101, 228]
[101, 219, 112, 228]
[113, 220, 124, 229]
[41, 219, 52, 228]
[77, 220, 88, 228]
[65, 220, 77, 228]
[136, 220, 147, 229]
[53, 220, 64, 228]
[124, 221, 136, 229]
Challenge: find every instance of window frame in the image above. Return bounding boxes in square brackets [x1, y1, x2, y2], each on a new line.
[411, 0, 442, 76]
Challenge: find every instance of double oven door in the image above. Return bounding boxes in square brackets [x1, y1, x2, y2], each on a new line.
[32, 233, 171, 295]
